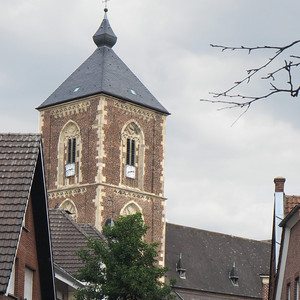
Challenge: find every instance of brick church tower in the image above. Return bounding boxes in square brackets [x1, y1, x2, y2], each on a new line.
[37, 9, 169, 265]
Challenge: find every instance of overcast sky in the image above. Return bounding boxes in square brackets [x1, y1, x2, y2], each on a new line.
[2, 0, 300, 240]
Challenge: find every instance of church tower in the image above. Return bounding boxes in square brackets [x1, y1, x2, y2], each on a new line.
[37, 9, 169, 266]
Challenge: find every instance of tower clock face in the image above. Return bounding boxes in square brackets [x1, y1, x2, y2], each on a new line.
[126, 165, 135, 179]
[65, 163, 75, 177]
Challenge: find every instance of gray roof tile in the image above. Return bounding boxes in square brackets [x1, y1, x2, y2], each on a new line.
[165, 223, 271, 298]
[49, 209, 105, 276]
[79, 224, 105, 240]
[0, 133, 41, 293]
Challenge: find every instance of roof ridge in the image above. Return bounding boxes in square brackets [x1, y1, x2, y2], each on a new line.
[166, 222, 269, 243]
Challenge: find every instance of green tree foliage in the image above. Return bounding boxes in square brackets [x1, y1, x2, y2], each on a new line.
[75, 213, 175, 300]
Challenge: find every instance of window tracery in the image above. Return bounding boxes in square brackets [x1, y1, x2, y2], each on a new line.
[57, 121, 82, 186]
[121, 121, 145, 189]
[120, 202, 142, 216]
[59, 199, 78, 221]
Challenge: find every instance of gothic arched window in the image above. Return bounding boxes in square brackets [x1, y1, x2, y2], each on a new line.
[121, 121, 145, 189]
[121, 202, 142, 216]
[59, 199, 78, 221]
[57, 121, 82, 186]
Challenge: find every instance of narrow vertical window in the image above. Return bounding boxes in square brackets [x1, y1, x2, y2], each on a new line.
[126, 138, 131, 165]
[68, 138, 72, 163]
[68, 138, 76, 163]
[295, 278, 299, 300]
[126, 138, 135, 166]
[66, 138, 76, 177]
[126, 138, 136, 179]
[131, 139, 135, 166]
[24, 267, 34, 300]
[72, 138, 76, 163]
[287, 283, 291, 300]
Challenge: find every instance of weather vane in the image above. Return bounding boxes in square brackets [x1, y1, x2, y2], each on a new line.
[102, 0, 110, 10]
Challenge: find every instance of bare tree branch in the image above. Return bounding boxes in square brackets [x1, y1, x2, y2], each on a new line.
[201, 40, 300, 111]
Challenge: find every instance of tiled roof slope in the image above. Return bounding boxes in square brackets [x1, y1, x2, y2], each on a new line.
[0, 133, 41, 293]
[284, 195, 300, 216]
[49, 209, 104, 275]
[166, 223, 271, 298]
[79, 223, 105, 240]
[37, 15, 169, 115]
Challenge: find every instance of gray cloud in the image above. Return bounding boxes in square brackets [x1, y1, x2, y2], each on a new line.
[1, 0, 300, 240]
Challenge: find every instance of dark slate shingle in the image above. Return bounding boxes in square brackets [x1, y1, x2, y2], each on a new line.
[37, 15, 169, 115]
[165, 223, 271, 298]
[38, 46, 169, 115]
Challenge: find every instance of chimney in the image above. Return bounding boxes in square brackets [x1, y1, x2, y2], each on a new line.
[274, 177, 286, 193]
[273, 176, 285, 270]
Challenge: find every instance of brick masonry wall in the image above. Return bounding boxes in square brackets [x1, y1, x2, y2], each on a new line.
[39, 94, 167, 265]
[261, 282, 269, 300]
[280, 220, 300, 300]
[40, 97, 99, 191]
[13, 196, 41, 299]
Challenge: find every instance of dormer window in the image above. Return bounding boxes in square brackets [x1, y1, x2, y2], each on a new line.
[229, 262, 239, 286]
[176, 253, 186, 279]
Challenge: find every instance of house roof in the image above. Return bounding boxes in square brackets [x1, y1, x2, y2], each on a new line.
[54, 262, 84, 290]
[165, 223, 271, 298]
[49, 209, 105, 276]
[37, 11, 169, 115]
[79, 223, 105, 240]
[284, 195, 300, 216]
[279, 203, 300, 227]
[0, 133, 41, 293]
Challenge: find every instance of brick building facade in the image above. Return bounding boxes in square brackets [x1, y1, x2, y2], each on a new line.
[269, 178, 300, 300]
[37, 10, 169, 265]
[0, 134, 55, 299]
[8, 195, 43, 299]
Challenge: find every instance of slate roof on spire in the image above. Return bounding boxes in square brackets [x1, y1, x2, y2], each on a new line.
[37, 10, 169, 115]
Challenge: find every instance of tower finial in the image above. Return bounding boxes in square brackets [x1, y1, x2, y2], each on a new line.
[93, 0, 117, 48]
[103, 0, 110, 10]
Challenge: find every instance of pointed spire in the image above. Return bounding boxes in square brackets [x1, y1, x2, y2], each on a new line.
[93, 8, 117, 48]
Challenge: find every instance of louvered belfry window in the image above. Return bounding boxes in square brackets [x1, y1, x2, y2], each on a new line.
[126, 138, 135, 166]
[68, 138, 76, 164]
